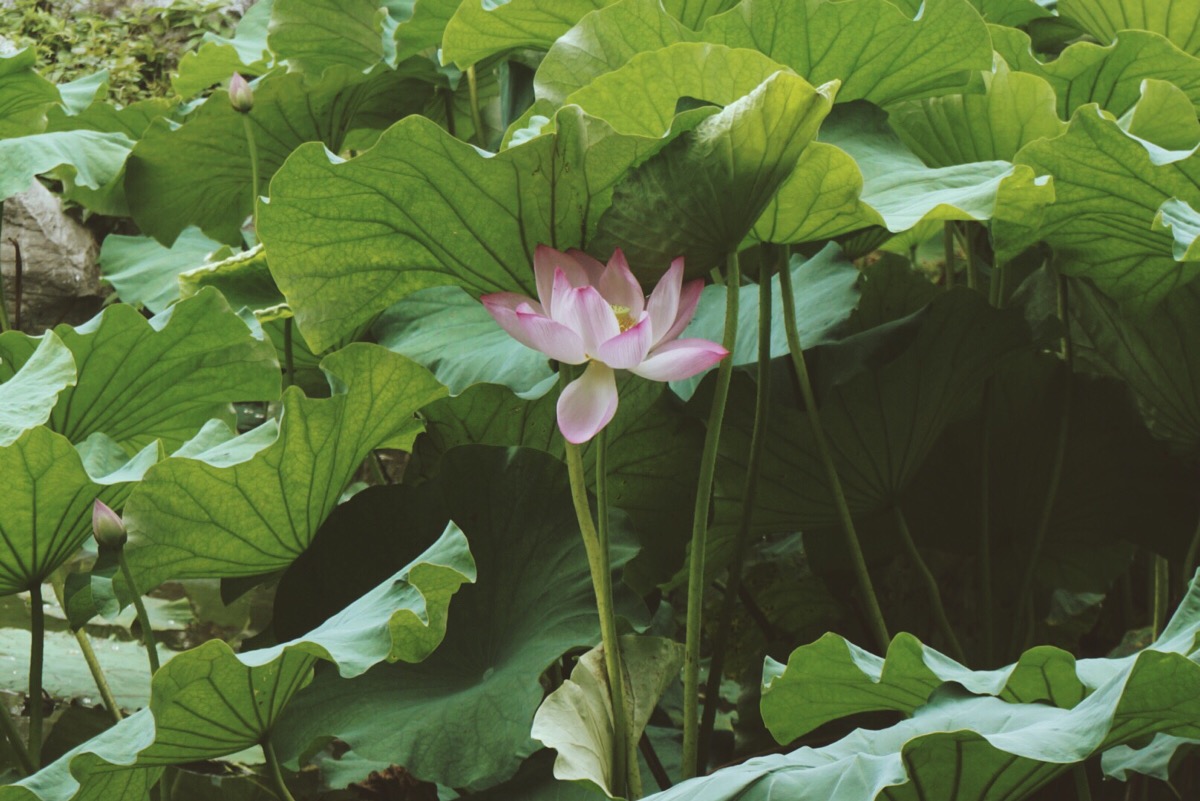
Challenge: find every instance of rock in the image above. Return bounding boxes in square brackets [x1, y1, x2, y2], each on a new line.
[1, 181, 106, 333]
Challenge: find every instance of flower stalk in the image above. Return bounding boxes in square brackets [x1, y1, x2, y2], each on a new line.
[681, 250, 741, 779]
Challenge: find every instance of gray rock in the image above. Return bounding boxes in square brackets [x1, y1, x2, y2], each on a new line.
[1, 182, 106, 333]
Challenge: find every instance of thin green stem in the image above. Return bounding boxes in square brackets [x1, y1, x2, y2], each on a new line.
[0, 201, 9, 333]
[979, 381, 995, 666]
[1153, 555, 1170, 639]
[51, 576, 122, 723]
[263, 738, 298, 801]
[778, 253, 890, 653]
[0, 694, 32, 775]
[564, 430, 629, 798]
[241, 115, 260, 235]
[699, 252, 772, 767]
[961, 224, 980, 291]
[989, 259, 1007, 309]
[466, 65, 485, 148]
[1074, 765, 1093, 801]
[368, 451, 388, 485]
[893, 506, 967, 663]
[943, 222, 956, 289]
[28, 589, 44, 768]
[283, 317, 295, 390]
[681, 251, 741, 779]
[1182, 512, 1200, 589]
[119, 551, 161, 675]
[1010, 269, 1073, 654]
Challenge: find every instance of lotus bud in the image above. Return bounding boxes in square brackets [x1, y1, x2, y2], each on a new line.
[229, 73, 254, 114]
[92, 499, 127, 550]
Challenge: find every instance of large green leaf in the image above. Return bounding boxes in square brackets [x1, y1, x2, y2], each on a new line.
[0, 334, 76, 447]
[441, 0, 615, 69]
[0, 428, 157, 597]
[534, 0, 991, 108]
[589, 60, 835, 277]
[260, 105, 666, 351]
[122, 344, 444, 589]
[1068, 274, 1200, 456]
[1119, 79, 1200, 151]
[992, 26, 1200, 118]
[643, 580, 1200, 800]
[0, 290, 279, 453]
[177, 245, 287, 318]
[887, 60, 1066, 167]
[754, 103, 1055, 247]
[1003, 105, 1200, 311]
[392, 0, 461, 61]
[268, 0, 391, 76]
[0, 131, 133, 204]
[126, 65, 435, 246]
[272, 446, 641, 790]
[97, 230, 227, 313]
[1059, 0, 1200, 56]
[0, 50, 60, 138]
[0, 526, 475, 801]
[371, 284, 557, 398]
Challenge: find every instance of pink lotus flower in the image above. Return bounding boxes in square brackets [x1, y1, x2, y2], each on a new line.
[482, 246, 728, 444]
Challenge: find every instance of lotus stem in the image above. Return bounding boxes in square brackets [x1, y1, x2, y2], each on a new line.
[1010, 268, 1073, 654]
[1153, 555, 1170, 639]
[893, 506, 967, 663]
[0, 692, 32, 775]
[564, 424, 630, 798]
[979, 381, 995, 666]
[466, 65, 485, 148]
[283, 317, 295, 389]
[263, 738, 298, 801]
[118, 550, 161, 675]
[241, 115, 260, 235]
[778, 250, 890, 653]
[1074, 764, 1093, 801]
[0, 201, 9, 333]
[699, 250, 772, 767]
[961, 223, 980, 291]
[681, 250, 740, 779]
[1182, 513, 1200, 590]
[28, 587, 44, 768]
[50, 579, 122, 724]
[943, 222, 956, 288]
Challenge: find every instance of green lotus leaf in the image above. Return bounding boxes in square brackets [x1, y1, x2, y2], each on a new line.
[0, 289, 279, 453]
[761, 633, 1085, 744]
[0, 49, 60, 138]
[1154, 198, 1200, 261]
[590, 63, 835, 277]
[372, 284, 557, 399]
[992, 26, 1200, 118]
[1120, 79, 1200, 151]
[272, 446, 642, 790]
[260, 104, 675, 352]
[45, 96, 178, 142]
[887, 60, 1067, 167]
[98, 229, 226, 313]
[53, 72, 108, 116]
[268, 0, 392, 76]
[967, 0, 1052, 25]
[1003, 105, 1200, 311]
[0, 428, 157, 598]
[441, 0, 616, 69]
[172, 0, 273, 97]
[0, 131, 133, 204]
[0, 333, 76, 447]
[1068, 274, 1200, 456]
[0, 525, 474, 800]
[534, 0, 990, 108]
[531, 635, 684, 796]
[1059, 0, 1200, 56]
[126, 64, 435, 246]
[1102, 733, 1197, 781]
[392, 0, 459, 61]
[755, 103, 1055, 245]
[670, 245, 862, 401]
[178, 244, 287, 316]
[715, 262, 1028, 531]
[122, 344, 445, 588]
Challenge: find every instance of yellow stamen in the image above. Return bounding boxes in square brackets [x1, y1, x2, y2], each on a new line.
[610, 304, 636, 332]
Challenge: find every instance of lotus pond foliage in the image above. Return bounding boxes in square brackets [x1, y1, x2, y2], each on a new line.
[0, 0, 1198, 799]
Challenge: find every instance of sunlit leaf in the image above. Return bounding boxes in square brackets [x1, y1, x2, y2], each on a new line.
[1058, 0, 1200, 56]
[98, 229, 226, 313]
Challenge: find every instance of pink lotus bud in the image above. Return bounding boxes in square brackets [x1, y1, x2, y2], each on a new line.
[92, 499, 127, 550]
[229, 73, 254, 114]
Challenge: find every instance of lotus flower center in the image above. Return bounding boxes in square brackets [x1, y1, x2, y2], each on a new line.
[610, 304, 636, 332]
